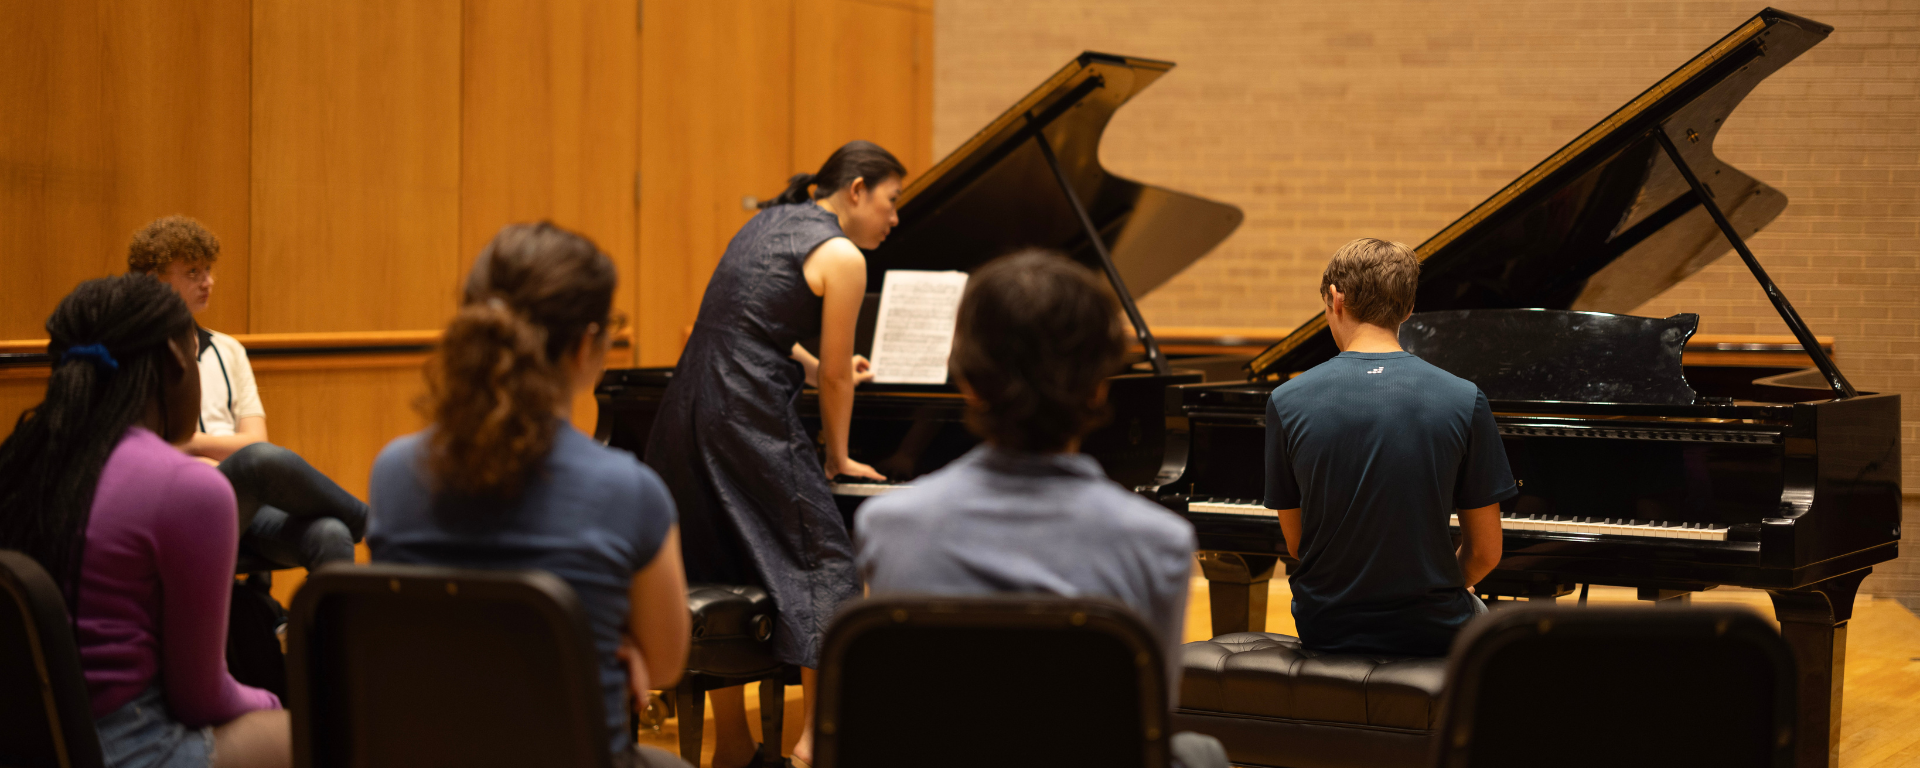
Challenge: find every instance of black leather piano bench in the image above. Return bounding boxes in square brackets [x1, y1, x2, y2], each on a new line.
[666, 584, 796, 766]
[1175, 633, 1446, 768]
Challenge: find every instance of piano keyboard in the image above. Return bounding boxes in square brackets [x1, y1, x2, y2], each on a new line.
[831, 482, 908, 497]
[1449, 514, 1729, 541]
[1186, 499, 1272, 517]
[1180, 498, 1728, 541]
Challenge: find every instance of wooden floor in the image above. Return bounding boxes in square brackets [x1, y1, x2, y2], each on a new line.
[633, 577, 1920, 768]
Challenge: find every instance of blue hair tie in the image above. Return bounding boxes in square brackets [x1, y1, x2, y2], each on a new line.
[60, 343, 119, 372]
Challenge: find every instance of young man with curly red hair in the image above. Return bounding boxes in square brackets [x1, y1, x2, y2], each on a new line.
[128, 216, 367, 572]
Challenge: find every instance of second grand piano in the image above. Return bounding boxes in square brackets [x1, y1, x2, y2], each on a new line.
[1157, 11, 1897, 768]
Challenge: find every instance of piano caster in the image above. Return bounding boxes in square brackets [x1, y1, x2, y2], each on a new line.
[1768, 568, 1870, 768]
[1195, 552, 1279, 636]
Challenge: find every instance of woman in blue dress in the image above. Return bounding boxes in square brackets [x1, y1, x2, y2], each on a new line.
[645, 141, 903, 768]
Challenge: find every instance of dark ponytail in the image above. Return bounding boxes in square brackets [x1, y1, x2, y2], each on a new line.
[422, 222, 616, 498]
[761, 140, 907, 208]
[0, 275, 194, 609]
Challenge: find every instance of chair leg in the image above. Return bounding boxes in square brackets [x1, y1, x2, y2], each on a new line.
[758, 674, 786, 764]
[676, 684, 705, 765]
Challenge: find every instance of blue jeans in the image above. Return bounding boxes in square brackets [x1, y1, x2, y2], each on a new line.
[219, 443, 369, 570]
[95, 686, 215, 768]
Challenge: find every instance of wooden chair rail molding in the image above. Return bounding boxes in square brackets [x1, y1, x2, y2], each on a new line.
[0, 330, 632, 376]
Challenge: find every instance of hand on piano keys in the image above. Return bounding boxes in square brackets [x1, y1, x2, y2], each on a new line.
[1454, 513, 1730, 541]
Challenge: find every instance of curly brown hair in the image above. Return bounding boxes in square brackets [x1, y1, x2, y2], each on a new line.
[420, 222, 616, 498]
[127, 216, 220, 274]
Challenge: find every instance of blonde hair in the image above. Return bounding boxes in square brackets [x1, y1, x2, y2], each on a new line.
[1320, 238, 1419, 327]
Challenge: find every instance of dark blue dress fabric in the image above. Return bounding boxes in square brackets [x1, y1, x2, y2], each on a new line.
[644, 202, 857, 668]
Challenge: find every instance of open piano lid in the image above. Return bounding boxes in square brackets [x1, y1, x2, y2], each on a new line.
[867, 52, 1243, 297]
[1249, 8, 1832, 378]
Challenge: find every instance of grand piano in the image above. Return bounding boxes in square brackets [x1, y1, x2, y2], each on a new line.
[596, 52, 1241, 516]
[1155, 10, 1898, 767]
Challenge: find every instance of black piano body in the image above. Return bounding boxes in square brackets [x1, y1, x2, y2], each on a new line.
[1155, 10, 1896, 767]
[598, 52, 1241, 524]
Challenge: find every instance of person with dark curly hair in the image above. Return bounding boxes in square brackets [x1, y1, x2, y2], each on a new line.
[854, 250, 1226, 768]
[127, 216, 367, 571]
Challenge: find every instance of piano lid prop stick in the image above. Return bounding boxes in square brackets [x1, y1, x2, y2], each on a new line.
[1652, 126, 1856, 399]
[1029, 122, 1171, 376]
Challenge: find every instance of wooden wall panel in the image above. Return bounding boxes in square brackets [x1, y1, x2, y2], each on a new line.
[461, 0, 641, 367]
[793, 0, 936, 180]
[250, 0, 462, 334]
[636, 1, 796, 367]
[0, 0, 251, 338]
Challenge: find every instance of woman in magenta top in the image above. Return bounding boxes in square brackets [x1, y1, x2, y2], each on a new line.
[0, 275, 288, 768]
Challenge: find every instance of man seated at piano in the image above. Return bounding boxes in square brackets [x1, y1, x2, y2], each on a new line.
[855, 250, 1227, 768]
[1265, 238, 1514, 657]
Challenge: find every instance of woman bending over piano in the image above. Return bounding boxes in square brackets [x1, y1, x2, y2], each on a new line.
[645, 140, 904, 768]
[367, 223, 691, 767]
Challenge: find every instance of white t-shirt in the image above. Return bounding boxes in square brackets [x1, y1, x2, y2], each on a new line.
[196, 328, 264, 436]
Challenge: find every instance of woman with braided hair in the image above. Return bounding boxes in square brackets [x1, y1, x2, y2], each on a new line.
[0, 275, 289, 768]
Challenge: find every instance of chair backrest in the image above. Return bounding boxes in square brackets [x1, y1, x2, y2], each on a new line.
[287, 563, 613, 768]
[815, 595, 1169, 768]
[0, 549, 105, 768]
[1435, 605, 1795, 768]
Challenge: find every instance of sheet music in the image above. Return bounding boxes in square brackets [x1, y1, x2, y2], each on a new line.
[870, 270, 971, 385]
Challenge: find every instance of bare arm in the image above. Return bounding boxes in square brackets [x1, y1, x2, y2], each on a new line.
[1455, 503, 1504, 589]
[806, 238, 883, 480]
[184, 416, 267, 461]
[623, 527, 690, 692]
[1275, 508, 1303, 559]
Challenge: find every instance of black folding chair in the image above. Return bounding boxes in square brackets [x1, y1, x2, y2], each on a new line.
[0, 549, 105, 768]
[815, 595, 1172, 768]
[287, 563, 615, 768]
[1434, 605, 1796, 768]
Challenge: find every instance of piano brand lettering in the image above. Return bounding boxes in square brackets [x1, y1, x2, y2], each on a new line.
[1366, 367, 1384, 374]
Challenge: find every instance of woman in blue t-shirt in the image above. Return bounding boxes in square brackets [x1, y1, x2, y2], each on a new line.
[368, 222, 690, 766]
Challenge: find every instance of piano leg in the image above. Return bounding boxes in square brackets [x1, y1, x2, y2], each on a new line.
[1637, 587, 1695, 604]
[1767, 568, 1871, 768]
[1196, 552, 1279, 636]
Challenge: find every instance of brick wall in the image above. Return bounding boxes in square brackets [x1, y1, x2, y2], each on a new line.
[935, 0, 1920, 495]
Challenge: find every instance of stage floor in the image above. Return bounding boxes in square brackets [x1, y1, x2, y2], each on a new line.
[636, 576, 1920, 768]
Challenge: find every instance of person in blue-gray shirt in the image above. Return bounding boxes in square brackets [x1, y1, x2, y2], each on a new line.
[1266, 238, 1515, 658]
[857, 250, 1227, 768]
[368, 223, 691, 768]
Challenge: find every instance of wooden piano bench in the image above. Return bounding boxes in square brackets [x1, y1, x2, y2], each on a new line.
[1175, 633, 1445, 768]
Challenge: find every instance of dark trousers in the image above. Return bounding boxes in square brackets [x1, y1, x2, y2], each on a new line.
[219, 442, 369, 570]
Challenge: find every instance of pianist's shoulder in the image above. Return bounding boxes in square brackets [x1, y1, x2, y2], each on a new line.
[1268, 351, 1481, 405]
